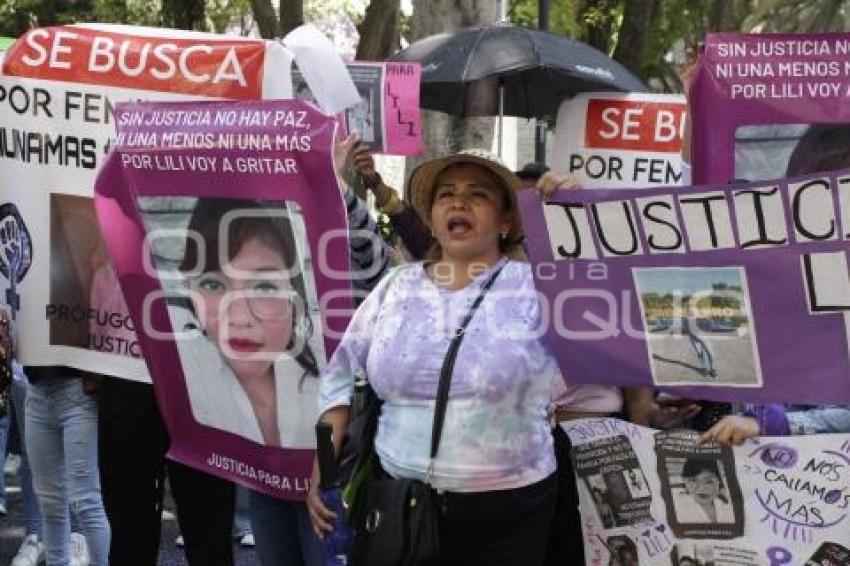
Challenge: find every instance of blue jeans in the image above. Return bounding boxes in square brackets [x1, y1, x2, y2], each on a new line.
[249, 491, 322, 566]
[26, 377, 110, 566]
[233, 485, 252, 538]
[11, 376, 41, 535]
[0, 412, 8, 508]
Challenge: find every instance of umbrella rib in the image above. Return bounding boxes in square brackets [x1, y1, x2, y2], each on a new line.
[461, 27, 488, 83]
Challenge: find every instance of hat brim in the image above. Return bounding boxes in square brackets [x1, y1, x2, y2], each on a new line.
[408, 153, 524, 239]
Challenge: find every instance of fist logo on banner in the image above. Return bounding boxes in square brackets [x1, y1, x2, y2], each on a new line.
[0, 203, 32, 319]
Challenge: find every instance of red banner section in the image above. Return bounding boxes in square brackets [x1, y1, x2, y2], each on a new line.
[3, 26, 265, 99]
[584, 99, 686, 153]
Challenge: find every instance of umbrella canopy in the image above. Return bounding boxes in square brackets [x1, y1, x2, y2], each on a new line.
[389, 24, 647, 118]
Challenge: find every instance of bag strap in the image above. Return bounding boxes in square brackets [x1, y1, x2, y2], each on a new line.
[429, 262, 505, 462]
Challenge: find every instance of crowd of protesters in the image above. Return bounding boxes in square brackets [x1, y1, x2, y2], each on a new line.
[2, 33, 850, 566]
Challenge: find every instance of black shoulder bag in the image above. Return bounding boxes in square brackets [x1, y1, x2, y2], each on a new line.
[344, 265, 504, 566]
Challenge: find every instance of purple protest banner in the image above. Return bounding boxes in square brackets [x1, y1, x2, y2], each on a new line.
[519, 168, 850, 405]
[94, 99, 352, 499]
[691, 32, 850, 185]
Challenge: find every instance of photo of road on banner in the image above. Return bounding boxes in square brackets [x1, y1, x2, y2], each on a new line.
[138, 196, 325, 449]
[572, 435, 655, 529]
[655, 430, 744, 539]
[633, 266, 762, 388]
[49, 194, 140, 359]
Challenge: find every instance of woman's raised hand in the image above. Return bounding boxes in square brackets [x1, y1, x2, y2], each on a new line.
[700, 415, 759, 446]
[534, 171, 581, 198]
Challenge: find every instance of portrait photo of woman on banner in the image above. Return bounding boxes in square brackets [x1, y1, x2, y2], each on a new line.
[142, 196, 324, 448]
[671, 457, 735, 525]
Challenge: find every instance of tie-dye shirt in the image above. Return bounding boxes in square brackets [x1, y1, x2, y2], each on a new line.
[321, 258, 576, 492]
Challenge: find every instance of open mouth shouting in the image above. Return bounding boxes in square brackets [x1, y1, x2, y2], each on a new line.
[446, 214, 474, 237]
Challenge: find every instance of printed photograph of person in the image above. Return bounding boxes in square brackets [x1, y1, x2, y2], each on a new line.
[623, 467, 651, 499]
[89, 249, 140, 359]
[142, 197, 323, 448]
[346, 88, 378, 145]
[634, 266, 762, 387]
[606, 535, 639, 566]
[670, 457, 735, 525]
[671, 541, 762, 566]
[49, 193, 136, 354]
[805, 541, 850, 566]
[586, 474, 616, 529]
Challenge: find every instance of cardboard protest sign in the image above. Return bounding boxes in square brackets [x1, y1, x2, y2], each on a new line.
[0, 25, 293, 381]
[519, 167, 850, 405]
[553, 92, 687, 188]
[293, 61, 422, 155]
[565, 418, 850, 566]
[691, 32, 850, 185]
[94, 99, 351, 498]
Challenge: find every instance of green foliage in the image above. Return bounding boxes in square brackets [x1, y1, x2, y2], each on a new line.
[507, 0, 754, 92]
[743, 0, 850, 32]
[0, 0, 94, 36]
[0, 0, 253, 37]
[509, 0, 583, 38]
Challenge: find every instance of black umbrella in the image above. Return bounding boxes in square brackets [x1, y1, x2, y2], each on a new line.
[388, 24, 647, 119]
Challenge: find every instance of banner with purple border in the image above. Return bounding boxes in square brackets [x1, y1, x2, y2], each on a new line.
[566, 418, 850, 566]
[691, 32, 850, 185]
[94, 99, 351, 499]
[519, 169, 850, 405]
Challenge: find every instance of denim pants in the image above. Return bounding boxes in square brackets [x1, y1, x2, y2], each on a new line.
[249, 490, 322, 566]
[26, 377, 110, 566]
[11, 375, 41, 536]
[0, 411, 8, 508]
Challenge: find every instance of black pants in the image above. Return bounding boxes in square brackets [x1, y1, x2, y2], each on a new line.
[545, 425, 585, 566]
[438, 473, 557, 566]
[98, 377, 235, 566]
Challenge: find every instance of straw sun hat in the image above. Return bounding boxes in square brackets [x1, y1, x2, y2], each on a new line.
[407, 149, 524, 246]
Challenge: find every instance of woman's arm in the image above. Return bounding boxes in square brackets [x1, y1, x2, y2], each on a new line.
[785, 406, 850, 434]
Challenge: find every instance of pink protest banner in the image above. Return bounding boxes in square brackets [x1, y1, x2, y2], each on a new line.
[382, 62, 421, 155]
[94, 99, 351, 499]
[691, 32, 850, 185]
[294, 61, 421, 155]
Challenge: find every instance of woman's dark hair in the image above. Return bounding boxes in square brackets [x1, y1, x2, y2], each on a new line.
[681, 458, 721, 481]
[180, 198, 319, 378]
[786, 124, 850, 177]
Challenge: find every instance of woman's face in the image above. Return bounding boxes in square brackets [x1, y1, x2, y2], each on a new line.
[684, 469, 722, 504]
[429, 163, 512, 262]
[189, 236, 295, 381]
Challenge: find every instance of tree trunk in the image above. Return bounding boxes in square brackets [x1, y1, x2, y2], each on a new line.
[409, 0, 499, 170]
[279, 0, 305, 36]
[612, 0, 656, 72]
[250, 0, 280, 38]
[355, 0, 401, 61]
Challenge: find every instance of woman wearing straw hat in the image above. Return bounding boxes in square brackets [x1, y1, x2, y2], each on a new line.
[307, 149, 619, 564]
